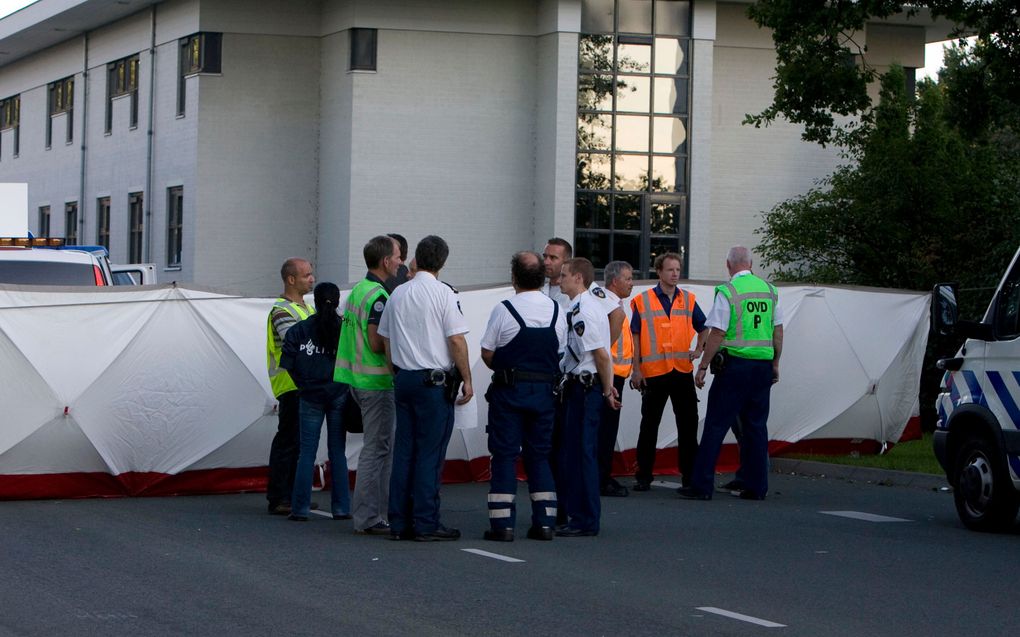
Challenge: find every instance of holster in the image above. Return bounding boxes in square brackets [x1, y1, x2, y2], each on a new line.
[710, 350, 728, 375]
[443, 368, 463, 404]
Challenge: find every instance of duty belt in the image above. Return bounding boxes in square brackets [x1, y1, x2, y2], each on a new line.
[492, 369, 559, 386]
[566, 371, 601, 389]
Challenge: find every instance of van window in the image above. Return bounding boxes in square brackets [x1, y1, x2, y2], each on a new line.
[995, 260, 1020, 339]
[0, 260, 97, 285]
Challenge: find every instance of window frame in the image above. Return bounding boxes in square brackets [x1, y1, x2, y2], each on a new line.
[128, 192, 144, 263]
[64, 201, 79, 245]
[47, 76, 75, 148]
[177, 32, 222, 117]
[106, 55, 140, 133]
[166, 186, 183, 268]
[96, 197, 111, 250]
[350, 28, 378, 72]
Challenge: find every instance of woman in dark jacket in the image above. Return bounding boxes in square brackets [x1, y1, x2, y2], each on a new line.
[280, 282, 351, 521]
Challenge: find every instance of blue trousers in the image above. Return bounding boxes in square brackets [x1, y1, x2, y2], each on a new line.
[389, 369, 455, 535]
[292, 393, 351, 517]
[486, 382, 557, 531]
[691, 356, 774, 497]
[556, 381, 602, 532]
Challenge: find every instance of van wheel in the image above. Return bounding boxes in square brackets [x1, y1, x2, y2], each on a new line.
[953, 437, 1019, 532]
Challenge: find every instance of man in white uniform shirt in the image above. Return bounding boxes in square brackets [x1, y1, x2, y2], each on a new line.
[378, 235, 473, 541]
[555, 257, 621, 537]
[541, 237, 573, 309]
[479, 251, 568, 542]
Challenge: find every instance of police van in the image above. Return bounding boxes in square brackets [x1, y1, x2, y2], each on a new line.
[931, 245, 1020, 532]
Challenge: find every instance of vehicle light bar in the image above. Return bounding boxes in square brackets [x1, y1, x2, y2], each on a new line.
[0, 237, 66, 247]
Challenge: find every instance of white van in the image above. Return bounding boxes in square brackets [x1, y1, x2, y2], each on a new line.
[931, 245, 1020, 532]
[0, 244, 113, 286]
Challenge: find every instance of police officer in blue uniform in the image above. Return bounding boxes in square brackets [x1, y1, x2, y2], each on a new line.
[480, 251, 568, 541]
[555, 257, 621, 537]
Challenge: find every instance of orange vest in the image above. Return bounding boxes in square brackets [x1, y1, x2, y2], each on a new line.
[631, 287, 697, 377]
[612, 313, 634, 378]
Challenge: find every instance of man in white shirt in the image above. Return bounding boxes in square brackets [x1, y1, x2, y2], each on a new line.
[378, 235, 473, 541]
[597, 260, 635, 497]
[479, 251, 568, 542]
[541, 237, 573, 309]
[555, 257, 621, 537]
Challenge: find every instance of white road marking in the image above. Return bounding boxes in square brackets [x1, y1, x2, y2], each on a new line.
[461, 548, 525, 563]
[310, 510, 332, 519]
[820, 510, 912, 523]
[653, 480, 683, 489]
[697, 607, 786, 628]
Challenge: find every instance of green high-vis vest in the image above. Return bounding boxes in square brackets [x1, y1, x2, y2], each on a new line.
[718, 273, 777, 360]
[335, 279, 393, 390]
[266, 298, 314, 397]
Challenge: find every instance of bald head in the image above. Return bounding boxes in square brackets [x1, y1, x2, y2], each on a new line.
[726, 246, 753, 276]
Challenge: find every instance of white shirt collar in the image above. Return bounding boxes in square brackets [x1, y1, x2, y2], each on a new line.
[730, 269, 753, 280]
[415, 271, 438, 282]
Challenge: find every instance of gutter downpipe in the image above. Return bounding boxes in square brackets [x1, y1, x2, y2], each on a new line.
[78, 33, 88, 241]
[144, 5, 157, 263]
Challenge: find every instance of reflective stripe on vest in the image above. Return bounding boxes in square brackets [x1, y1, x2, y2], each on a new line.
[632, 287, 697, 377]
[335, 279, 393, 390]
[718, 274, 777, 360]
[612, 313, 633, 377]
[267, 298, 314, 398]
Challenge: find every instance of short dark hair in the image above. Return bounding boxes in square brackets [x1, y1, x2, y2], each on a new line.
[546, 237, 573, 258]
[280, 257, 305, 281]
[511, 251, 545, 290]
[654, 251, 683, 272]
[364, 235, 396, 269]
[387, 233, 408, 261]
[563, 257, 594, 287]
[414, 235, 449, 272]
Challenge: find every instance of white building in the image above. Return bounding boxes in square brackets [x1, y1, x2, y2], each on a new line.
[0, 0, 947, 295]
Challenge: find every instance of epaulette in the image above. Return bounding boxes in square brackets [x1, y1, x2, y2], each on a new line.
[442, 281, 459, 294]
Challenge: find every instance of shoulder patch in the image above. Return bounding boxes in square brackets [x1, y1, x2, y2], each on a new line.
[373, 300, 385, 313]
[591, 286, 606, 299]
[573, 320, 585, 336]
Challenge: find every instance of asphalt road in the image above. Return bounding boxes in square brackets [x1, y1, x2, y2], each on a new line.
[1, 472, 1017, 637]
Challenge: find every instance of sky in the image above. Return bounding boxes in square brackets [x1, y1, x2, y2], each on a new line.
[0, 0, 952, 79]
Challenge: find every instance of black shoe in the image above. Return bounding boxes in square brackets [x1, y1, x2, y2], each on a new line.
[268, 501, 291, 515]
[388, 529, 416, 541]
[675, 487, 711, 501]
[526, 526, 554, 541]
[734, 489, 766, 501]
[356, 521, 392, 535]
[415, 526, 461, 542]
[601, 482, 629, 497]
[717, 479, 744, 493]
[632, 481, 651, 492]
[287, 513, 309, 521]
[483, 528, 514, 542]
[555, 526, 598, 537]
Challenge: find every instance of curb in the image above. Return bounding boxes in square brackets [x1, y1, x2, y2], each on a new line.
[770, 457, 951, 491]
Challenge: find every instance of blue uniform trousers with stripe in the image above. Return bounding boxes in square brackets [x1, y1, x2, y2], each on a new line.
[556, 381, 602, 532]
[486, 382, 558, 530]
[691, 356, 773, 497]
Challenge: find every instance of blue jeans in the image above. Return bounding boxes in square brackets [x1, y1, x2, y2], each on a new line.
[291, 391, 351, 517]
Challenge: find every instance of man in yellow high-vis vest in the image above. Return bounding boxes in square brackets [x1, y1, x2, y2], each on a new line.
[678, 246, 784, 501]
[266, 257, 315, 515]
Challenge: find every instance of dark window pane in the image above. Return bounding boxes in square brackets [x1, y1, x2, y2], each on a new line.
[617, 42, 651, 73]
[578, 74, 615, 112]
[576, 193, 611, 230]
[579, 35, 614, 73]
[654, 38, 688, 75]
[575, 231, 610, 269]
[652, 116, 686, 154]
[614, 194, 642, 231]
[653, 76, 687, 114]
[613, 233, 641, 269]
[615, 76, 650, 113]
[576, 152, 612, 190]
[350, 28, 377, 71]
[649, 237, 680, 268]
[650, 201, 684, 234]
[615, 116, 649, 152]
[651, 155, 686, 191]
[655, 2, 691, 37]
[578, 113, 612, 151]
[614, 154, 648, 190]
[581, 0, 614, 33]
[0, 261, 95, 285]
[619, 0, 652, 34]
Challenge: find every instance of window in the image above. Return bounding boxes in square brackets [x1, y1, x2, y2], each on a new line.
[128, 192, 144, 262]
[1, 94, 20, 157]
[65, 202, 78, 245]
[96, 197, 111, 250]
[178, 32, 222, 116]
[47, 76, 74, 147]
[166, 186, 183, 267]
[350, 28, 377, 71]
[575, 0, 692, 275]
[106, 55, 140, 132]
[38, 206, 50, 237]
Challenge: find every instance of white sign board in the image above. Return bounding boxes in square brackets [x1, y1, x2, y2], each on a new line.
[0, 183, 28, 237]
